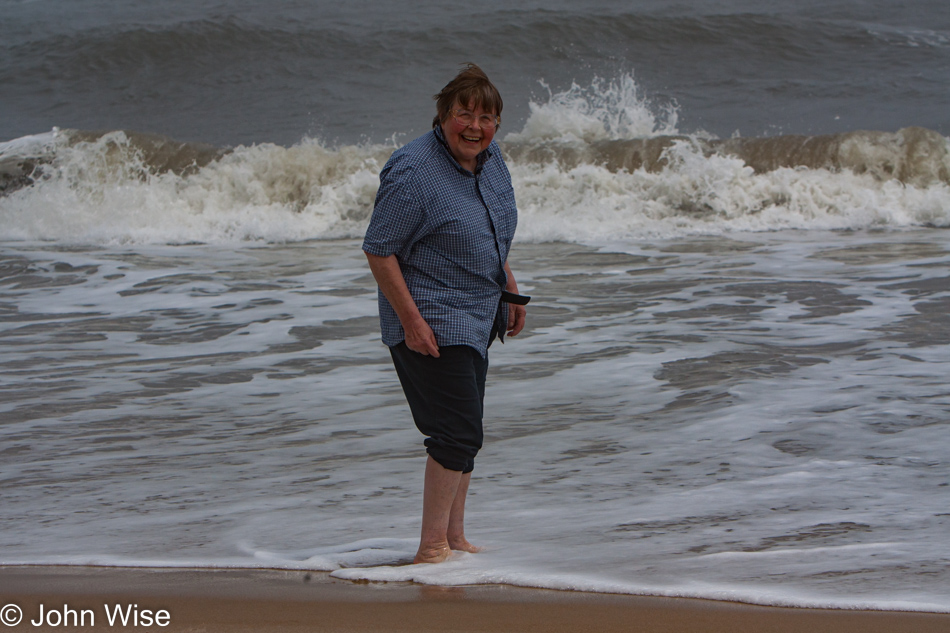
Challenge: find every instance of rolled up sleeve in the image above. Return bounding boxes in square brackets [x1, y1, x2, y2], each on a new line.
[362, 161, 425, 259]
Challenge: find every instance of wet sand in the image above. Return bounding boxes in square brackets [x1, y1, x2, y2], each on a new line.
[2, 566, 948, 633]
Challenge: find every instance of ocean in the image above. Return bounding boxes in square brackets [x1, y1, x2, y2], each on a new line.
[2, 0, 949, 613]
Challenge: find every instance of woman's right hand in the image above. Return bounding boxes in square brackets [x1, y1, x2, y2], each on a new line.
[365, 252, 440, 358]
[404, 316, 440, 357]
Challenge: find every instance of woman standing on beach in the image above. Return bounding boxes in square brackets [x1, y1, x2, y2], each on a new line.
[363, 63, 526, 564]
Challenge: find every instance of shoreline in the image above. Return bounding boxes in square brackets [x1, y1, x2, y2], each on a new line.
[2, 566, 949, 633]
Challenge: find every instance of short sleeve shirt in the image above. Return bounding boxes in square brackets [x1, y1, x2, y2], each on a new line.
[362, 127, 518, 357]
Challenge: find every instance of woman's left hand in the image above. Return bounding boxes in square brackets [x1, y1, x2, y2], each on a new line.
[503, 261, 526, 336]
[507, 304, 526, 337]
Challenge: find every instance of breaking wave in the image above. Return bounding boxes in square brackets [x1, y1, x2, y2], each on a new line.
[1, 75, 948, 244]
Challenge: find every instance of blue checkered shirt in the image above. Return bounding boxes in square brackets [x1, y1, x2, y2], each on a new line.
[362, 126, 518, 357]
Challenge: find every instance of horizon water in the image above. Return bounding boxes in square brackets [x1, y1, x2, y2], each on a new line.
[2, 0, 950, 614]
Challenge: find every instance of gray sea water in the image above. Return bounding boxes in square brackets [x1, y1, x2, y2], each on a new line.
[2, 0, 950, 613]
[2, 0, 948, 146]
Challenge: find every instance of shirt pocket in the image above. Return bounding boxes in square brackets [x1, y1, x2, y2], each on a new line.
[479, 179, 517, 244]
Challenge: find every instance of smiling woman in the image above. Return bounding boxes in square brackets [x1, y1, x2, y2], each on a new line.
[362, 62, 526, 565]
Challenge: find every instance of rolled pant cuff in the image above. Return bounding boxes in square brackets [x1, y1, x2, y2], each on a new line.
[426, 446, 474, 473]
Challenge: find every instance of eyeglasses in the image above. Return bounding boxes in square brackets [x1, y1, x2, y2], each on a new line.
[450, 109, 500, 130]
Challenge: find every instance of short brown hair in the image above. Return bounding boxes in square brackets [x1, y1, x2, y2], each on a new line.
[432, 63, 503, 129]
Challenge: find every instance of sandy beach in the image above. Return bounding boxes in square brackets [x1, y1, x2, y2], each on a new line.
[2, 566, 948, 633]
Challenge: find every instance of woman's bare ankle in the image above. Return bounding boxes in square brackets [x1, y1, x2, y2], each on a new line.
[413, 542, 452, 564]
[448, 534, 481, 553]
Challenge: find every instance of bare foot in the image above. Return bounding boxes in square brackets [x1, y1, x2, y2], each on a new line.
[448, 536, 482, 553]
[413, 543, 451, 564]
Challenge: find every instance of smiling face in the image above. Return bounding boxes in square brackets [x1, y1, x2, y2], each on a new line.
[440, 101, 497, 172]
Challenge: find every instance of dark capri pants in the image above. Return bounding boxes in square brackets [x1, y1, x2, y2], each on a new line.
[389, 342, 489, 474]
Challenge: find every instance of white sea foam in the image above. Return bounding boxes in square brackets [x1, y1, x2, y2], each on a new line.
[0, 128, 65, 176]
[0, 132, 391, 244]
[502, 73, 681, 144]
[511, 141, 950, 242]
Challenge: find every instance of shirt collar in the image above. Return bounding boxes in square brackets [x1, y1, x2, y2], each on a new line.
[433, 125, 491, 175]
